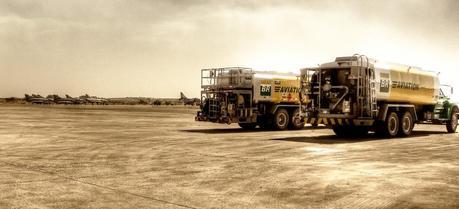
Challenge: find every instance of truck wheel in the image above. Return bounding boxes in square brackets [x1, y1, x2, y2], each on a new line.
[288, 109, 305, 130]
[399, 111, 414, 136]
[258, 121, 271, 130]
[332, 125, 349, 137]
[273, 108, 289, 130]
[257, 116, 272, 130]
[238, 123, 257, 130]
[333, 125, 368, 138]
[446, 106, 458, 133]
[381, 111, 399, 137]
[353, 126, 369, 137]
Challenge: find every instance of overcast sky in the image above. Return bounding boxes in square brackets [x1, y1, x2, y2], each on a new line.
[1, 0, 458, 99]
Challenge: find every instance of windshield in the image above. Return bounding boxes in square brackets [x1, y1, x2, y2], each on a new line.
[440, 85, 453, 98]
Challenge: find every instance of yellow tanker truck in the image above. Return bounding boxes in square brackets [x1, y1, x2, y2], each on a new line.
[299, 55, 458, 137]
[196, 67, 305, 130]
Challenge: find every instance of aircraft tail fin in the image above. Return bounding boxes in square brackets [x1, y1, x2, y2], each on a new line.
[180, 92, 187, 100]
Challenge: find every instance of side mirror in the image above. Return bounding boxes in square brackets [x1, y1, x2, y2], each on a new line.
[451, 87, 454, 95]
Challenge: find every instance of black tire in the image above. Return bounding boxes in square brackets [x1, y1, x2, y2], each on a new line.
[332, 125, 349, 137]
[288, 109, 305, 130]
[353, 126, 369, 137]
[399, 111, 414, 136]
[446, 106, 458, 133]
[333, 125, 368, 138]
[258, 121, 272, 130]
[257, 115, 272, 130]
[238, 123, 257, 130]
[272, 108, 289, 130]
[377, 111, 399, 137]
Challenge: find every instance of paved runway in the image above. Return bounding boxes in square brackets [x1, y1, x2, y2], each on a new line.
[0, 105, 457, 208]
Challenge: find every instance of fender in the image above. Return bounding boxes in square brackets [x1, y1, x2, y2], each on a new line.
[445, 102, 459, 119]
[378, 104, 418, 121]
[270, 104, 299, 114]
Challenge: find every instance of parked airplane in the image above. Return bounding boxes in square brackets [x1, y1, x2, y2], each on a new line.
[79, 94, 108, 105]
[180, 92, 200, 106]
[50, 95, 85, 104]
[66, 95, 86, 104]
[24, 94, 53, 104]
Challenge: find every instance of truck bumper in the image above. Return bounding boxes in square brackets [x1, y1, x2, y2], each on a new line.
[195, 111, 233, 124]
[304, 117, 374, 126]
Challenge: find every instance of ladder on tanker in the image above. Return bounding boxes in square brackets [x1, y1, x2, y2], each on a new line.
[208, 98, 219, 119]
[355, 55, 377, 118]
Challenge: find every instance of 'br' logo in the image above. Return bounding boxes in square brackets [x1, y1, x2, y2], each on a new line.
[260, 84, 271, 96]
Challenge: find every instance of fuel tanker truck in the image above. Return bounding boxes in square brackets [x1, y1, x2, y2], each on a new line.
[299, 54, 458, 137]
[195, 67, 306, 130]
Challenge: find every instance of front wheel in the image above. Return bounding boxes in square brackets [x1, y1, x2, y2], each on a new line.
[446, 106, 458, 133]
[272, 108, 289, 130]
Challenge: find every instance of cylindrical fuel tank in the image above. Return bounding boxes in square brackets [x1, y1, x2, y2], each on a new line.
[252, 72, 302, 104]
[374, 62, 440, 105]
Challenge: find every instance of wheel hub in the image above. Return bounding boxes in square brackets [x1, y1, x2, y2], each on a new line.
[403, 117, 411, 132]
[278, 114, 287, 126]
[389, 117, 397, 134]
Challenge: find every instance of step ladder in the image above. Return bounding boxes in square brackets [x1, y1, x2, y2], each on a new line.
[208, 98, 219, 119]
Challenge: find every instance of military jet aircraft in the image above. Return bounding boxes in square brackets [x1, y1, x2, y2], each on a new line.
[66, 95, 86, 104]
[79, 94, 109, 105]
[24, 94, 53, 104]
[50, 95, 85, 104]
[180, 92, 200, 106]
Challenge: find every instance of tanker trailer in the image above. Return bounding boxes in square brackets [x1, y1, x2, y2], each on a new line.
[299, 55, 458, 137]
[196, 67, 306, 130]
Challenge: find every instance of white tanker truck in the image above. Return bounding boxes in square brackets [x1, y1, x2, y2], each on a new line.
[299, 55, 458, 137]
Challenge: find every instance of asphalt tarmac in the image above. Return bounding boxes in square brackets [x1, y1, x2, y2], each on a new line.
[0, 105, 457, 209]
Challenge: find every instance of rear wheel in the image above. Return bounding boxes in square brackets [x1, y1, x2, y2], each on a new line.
[353, 126, 369, 137]
[399, 111, 414, 136]
[288, 109, 305, 130]
[258, 120, 271, 130]
[333, 125, 368, 138]
[376, 111, 399, 137]
[332, 125, 349, 137]
[272, 108, 289, 130]
[446, 106, 458, 133]
[238, 123, 257, 130]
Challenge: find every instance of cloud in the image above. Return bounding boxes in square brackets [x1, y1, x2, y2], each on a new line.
[0, 0, 458, 99]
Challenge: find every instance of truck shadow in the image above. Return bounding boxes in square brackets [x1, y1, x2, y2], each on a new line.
[181, 126, 328, 134]
[272, 130, 448, 144]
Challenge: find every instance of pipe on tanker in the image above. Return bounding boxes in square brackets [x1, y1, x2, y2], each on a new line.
[330, 86, 349, 111]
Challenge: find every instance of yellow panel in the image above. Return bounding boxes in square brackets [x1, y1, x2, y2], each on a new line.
[262, 79, 301, 104]
[388, 70, 436, 104]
